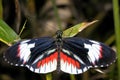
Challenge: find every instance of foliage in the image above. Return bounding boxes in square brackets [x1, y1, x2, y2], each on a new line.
[0, 19, 20, 46]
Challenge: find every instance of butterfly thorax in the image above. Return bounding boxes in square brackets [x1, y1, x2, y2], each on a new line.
[56, 30, 63, 41]
[56, 30, 63, 47]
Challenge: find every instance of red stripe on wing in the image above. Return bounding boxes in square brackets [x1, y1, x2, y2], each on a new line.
[37, 52, 58, 68]
[99, 46, 103, 59]
[17, 45, 20, 57]
[60, 52, 80, 68]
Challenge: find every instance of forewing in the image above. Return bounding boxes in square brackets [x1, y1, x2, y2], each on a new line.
[4, 37, 57, 73]
[61, 37, 116, 74]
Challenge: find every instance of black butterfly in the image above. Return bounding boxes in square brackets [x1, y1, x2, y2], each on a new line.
[4, 30, 116, 74]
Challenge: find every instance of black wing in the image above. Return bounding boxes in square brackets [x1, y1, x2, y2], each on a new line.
[4, 37, 58, 73]
[60, 37, 116, 74]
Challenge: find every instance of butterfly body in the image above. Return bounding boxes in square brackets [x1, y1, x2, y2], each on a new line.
[4, 30, 116, 74]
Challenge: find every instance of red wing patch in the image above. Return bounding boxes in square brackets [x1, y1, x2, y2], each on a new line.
[60, 52, 80, 68]
[37, 52, 58, 68]
[60, 50, 88, 74]
[31, 51, 58, 73]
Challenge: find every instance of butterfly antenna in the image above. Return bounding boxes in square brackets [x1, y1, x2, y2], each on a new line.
[18, 20, 27, 37]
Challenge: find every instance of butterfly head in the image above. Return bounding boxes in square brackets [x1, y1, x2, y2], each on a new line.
[56, 30, 63, 39]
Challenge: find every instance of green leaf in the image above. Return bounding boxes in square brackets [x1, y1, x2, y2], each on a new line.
[62, 20, 98, 37]
[0, 19, 20, 46]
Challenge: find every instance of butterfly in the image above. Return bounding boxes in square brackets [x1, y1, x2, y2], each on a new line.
[3, 30, 116, 74]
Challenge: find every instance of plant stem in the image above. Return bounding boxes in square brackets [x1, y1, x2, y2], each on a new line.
[70, 74, 76, 80]
[113, 0, 120, 79]
[46, 74, 52, 80]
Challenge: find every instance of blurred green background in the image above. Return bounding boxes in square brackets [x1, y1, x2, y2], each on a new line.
[0, 0, 119, 80]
